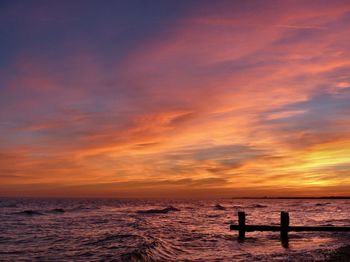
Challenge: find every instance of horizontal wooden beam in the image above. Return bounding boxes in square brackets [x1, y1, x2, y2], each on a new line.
[230, 225, 350, 232]
[289, 226, 350, 232]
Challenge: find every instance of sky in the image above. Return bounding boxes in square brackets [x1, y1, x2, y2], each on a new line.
[1, 0, 350, 198]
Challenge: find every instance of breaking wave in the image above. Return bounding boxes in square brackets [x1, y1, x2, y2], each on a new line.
[136, 206, 180, 214]
[121, 237, 184, 262]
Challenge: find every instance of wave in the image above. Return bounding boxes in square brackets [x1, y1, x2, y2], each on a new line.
[250, 204, 267, 208]
[315, 203, 330, 206]
[17, 210, 44, 216]
[136, 206, 180, 214]
[214, 204, 226, 210]
[49, 208, 65, 213]
[15, 208, 65, 216]
[121, 237, 183, 262]
[325, 218, 350, 224]
[207, 214, 220, 218]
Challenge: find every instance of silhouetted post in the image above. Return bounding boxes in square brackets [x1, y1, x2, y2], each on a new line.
[238, 211, 246, 240]
[280, 211, 289, 247]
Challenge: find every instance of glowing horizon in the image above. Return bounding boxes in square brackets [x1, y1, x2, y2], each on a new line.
[1, 0, 350, 198]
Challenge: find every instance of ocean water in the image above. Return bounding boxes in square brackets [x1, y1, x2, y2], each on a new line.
[0, 198, 349, 261]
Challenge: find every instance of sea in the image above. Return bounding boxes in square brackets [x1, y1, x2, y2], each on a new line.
[0, 198, 349, 261]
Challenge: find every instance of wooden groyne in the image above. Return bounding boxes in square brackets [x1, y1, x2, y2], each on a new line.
[230, 211, 350, 246]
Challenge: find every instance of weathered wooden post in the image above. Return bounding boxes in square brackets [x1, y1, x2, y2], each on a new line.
[238, 211, 246, 239]
[280, 211, 289, 246]
[230, 210, 350, 245]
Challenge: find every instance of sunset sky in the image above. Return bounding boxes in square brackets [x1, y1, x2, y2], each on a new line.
[1, 0, 350, 198]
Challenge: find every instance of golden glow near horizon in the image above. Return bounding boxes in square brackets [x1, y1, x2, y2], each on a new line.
[1, 1, 350, 197]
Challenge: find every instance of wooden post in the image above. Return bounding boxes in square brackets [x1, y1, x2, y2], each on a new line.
[280, 211, 289, 246]
[238, 211, 246, 239]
